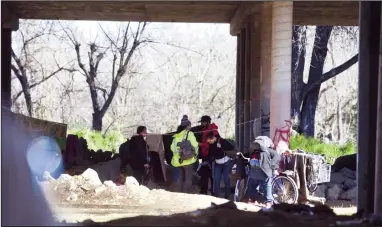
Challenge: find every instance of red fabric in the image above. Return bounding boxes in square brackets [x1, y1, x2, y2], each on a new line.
[200, 123, 219, 157]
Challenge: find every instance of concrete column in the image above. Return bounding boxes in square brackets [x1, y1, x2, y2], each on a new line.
[238, 29, 246, 152]
[1, 4, 19, 109]
[1, 28, 12, 109]
[250, 15, 262, 140]
[269, 2, 293, 141]
[244, 23, 251, 150]
[376, 6, 382, 213]
[358, 1, 380, 214]
[259, 3, 272, 138]
[235, 36, 241, 146]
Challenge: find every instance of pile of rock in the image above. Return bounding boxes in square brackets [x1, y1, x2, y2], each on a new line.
[40, 168, 156, 206]
[313, 167, 356, 203]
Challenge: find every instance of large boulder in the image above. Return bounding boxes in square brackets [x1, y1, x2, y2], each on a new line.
[312, 184, 327, 198]
[332, 154, 356, 172]
[339, 186, 357, 201]
[326, 184, 342, 201]
[339, 167, 356, 180]
[343, 178, 357, 190]
[330, 172, 347, 184]
[81, 168, 102, 186]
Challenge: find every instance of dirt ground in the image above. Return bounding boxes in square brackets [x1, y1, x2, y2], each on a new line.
[41, 171, 376, 226]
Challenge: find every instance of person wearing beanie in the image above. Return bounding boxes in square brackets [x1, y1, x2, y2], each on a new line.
[170, 115, 199, 193]
[180, 115, 191, 127]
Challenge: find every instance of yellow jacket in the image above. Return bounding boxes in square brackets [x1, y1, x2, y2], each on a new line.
[170, 130, 199, 167]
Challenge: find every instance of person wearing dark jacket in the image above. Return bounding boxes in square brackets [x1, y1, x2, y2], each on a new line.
[129, 126, 150, 184]
[206, 132, 235, 199]
[247, 137, 281, 208]
[197, 116, 218, 195]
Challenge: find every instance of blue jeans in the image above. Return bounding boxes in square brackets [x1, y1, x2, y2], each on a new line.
[173, 166, 179, 183]
[213, 160, 231, 198]
[247, 177, 273, 203]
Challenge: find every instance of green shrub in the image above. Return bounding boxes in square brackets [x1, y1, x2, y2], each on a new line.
[232, 135, 356, 164]
[290, 135, 356, 164]
[68, 129, 125, 153]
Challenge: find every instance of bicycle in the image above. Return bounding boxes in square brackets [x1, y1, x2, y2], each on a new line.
[293, 150, 331, 193]
[233, 152, 299, 204]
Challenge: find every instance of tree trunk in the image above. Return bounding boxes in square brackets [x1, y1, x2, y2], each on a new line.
[92, 111, 103, 131]
[11, 65, 33, 117]
[291, 25, 306, 132]
[88, 79, 103, 131]
[300, 26, 333, 137]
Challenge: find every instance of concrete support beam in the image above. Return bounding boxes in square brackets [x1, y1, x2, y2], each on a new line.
[2, 3, 19, 31]
[358, 1, 380, 215]
[376, 5, 382, 213]
[238, 29, 246, 152]
[243, 23, 251, 149]
[230, 2, 260, 35]
[235, 36, 240, 146]
[269, 2, 293, 141]
[1, 28, 12, 109]
[1, 3, 18, 109]
[259, 3, 273, 138]
[250, 15, 261, 140]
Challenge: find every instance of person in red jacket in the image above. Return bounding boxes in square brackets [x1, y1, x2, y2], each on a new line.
[198, 115, 219, 195]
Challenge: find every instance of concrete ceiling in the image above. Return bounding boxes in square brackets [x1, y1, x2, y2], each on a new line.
[2, 1, 359, 33]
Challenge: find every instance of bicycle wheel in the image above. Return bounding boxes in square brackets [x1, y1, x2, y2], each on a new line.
[272, 175, 299, 204]
[234, 178, 248, 202]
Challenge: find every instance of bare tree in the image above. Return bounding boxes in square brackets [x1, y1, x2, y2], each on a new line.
[291, 25, 359, 137]
[11, 20, 76, 117]
[62, 22, 151, 131]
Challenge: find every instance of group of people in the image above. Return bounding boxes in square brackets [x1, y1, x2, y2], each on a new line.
[170, 115, 235, 198]
[119, 115, 281, 207]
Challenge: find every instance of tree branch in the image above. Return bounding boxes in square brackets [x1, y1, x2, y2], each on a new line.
[302, 53, 358, 99]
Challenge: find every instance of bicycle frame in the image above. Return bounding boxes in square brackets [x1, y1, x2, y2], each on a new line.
[234, 151, 297, 203]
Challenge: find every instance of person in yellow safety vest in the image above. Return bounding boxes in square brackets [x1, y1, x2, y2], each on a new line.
[171, 115, 199, 193]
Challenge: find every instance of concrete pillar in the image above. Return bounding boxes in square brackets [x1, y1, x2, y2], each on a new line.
[238, 29, 246, 152]
[358, 1, 380, 214]
[250, 15, 262, 140]
[374, 3, 382, 215]
[244, 23, 252, 150]
[269, 2, 293, 141]
[376, 8, 382, 212]
[259, 3, 272, 138]
[1, 28, 12, 109]
[1, 4, 18, 109]
[235, 36, 241, 146]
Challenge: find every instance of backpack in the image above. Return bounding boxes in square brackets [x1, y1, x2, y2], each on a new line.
[223, 139, 238, 158]
[229, 156, 246, 180]
[119, 140, 131, 166]
[177, 131, 196, 163]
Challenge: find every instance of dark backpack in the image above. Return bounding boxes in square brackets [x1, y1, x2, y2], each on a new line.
[223, 139, 238, 158]
[177, 131, 196, 163]
[229, 156, 246, 181]
[119, 140, 131, 166]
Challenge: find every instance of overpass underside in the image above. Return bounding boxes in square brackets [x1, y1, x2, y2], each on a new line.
[1, 0, 381, 215]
